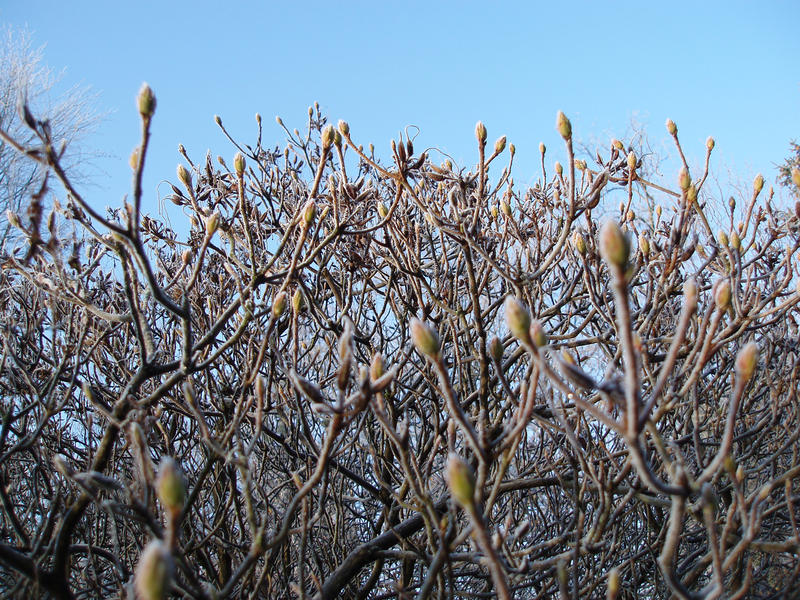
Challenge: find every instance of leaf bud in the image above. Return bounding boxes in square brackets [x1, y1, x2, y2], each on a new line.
[205, 212, 219, 237]
[156, 457, 185, 516]
[686, 184, 697, 206]
[665, 118, 677, 135]
[134, 540, 173, 600]
[730, 231, 741, 250]
[599, 221, 629, 268]
[410, 318, 440, 358]
[445, 453, 476, 508]
[638, 233, 650, 255]
[735, 342, 758, 382]
[718, 230, 729, 247]
[505, 296, 532, 343]
[137, 83, 156, 118]
[475, 121, 487, 144]
[234, 152, 246, 177]
[556, 111, 572, 140]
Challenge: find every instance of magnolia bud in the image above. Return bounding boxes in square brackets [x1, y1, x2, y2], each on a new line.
[176, 165, 191, 188]
[735, 342, 758, 382]
[638, 233, 650, 255]
[626, 151, 637, 172]
[555, 161, 563, 176]
[714, 279, 731, 310]
[292, 289, 303, 313]
[489, 336, 504, 363]
[445, 453, 476, 508]
[753, 173, 764, 196]
[607, 566, 620, 600]
[539, 142, 546, 155]
[678, 167, 691, 191]
[572, 231, 587, 255]
[730, 231, 741, 250]
[686, 184, 697, 206]
[509, 143, 515, 156]
[505, 296, 531, 343]
[129, 148, 141, 170]
[321, 125, 335, 149]
[272, 291, 288, 317]
[792, 168, 800, 187]
[666, 118, 677, 135]
[137, 83, 156, 118]
[599, 221, 629, 268]
[234, 152, 246, 176]
[683, 278, 698, 312]
[718, 230, 729, 247]
[302, 200, 317, 226]
[475, 121, 487, 144]
[205, 212, 219, 237]
[377, 201, 388, 219]
[500, 199, 512, 217]
[612, 139, 623, 150]
[706, 136, 715, 151]
[494, 136, 506, 154]
[370, 353, 385, 381]
[338, 120, 350, 136]
[156, 457, 185, 516]
[530, 320, 547, 348]
[134, 540, 173, 600]
[410, 318, 440, 358]
[556, 111, 572, 140]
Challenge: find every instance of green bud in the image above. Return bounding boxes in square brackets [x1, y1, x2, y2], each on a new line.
[302, 200, 317, 226]
[556, 111, 572, 140]
[321, 125, 335, 149]
[445, 453, 476, 508]
[272, 291, 288, 317]
[626, 151, 637, 172]
[599, 221, 629, 268]
[475, 121, 487, 144]
[489, 336, 504, 362]
[678, 167, 691, 191]
[137, 83, 156, 118]
[713, 279, 731, 310]
[530, 320, 547, 348]
[338, 120, 350, 136]
[687, 184, 697, 206]
[735, 342, 758, 382]
[292, 289, 303, 313]
[718, 230, 729, 247]
[234, 152, 246, 177]
[156, 457, 185, 516]
[706, 136, 715, 151]
[377, 201, 388, 219]
[500, 199, 512, 217]
[753, 173, 764, 196]
[572, 230, 587, 255]
[505, 296, 532, 343]
[666, 118, 677, 135]
[410, 318, 440, 358]
[494, 136, 506, 154]
[730, 231, 741, 250]
[176, 165, 191, 189]
[134, 540, 173, 600]
[205, 212, 220, 237]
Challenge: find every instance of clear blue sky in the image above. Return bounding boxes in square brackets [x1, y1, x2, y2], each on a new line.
[3, 1, 799, 217]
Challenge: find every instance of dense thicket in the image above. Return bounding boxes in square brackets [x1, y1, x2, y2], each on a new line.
[1, 87, 799, 599]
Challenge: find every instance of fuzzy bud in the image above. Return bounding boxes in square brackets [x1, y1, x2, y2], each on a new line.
[735, 342, 758, 382]
[683, 278, 698, 311]
[753, 173, 764, 196]
[713, 279, 731, 310]
[500, 199, 511, 217]
[556, 111, 572, 140]
[137, 83, 156, 118]
[134, 540, 173, 600]
[706, 136, 715, 151]
[505, 296, 532, 343]
[730, 231, 741, 250]
[572, 230, 587, 255]
[718, 230, 729, 247]
[176, 165, 191, 189]
[530, 320, 547, 348]
[678, 167, 691, 191]
[410, 318, 440, 358]
[494, 136, 506, 154]
[792, 168, 800, 188]
[539, 142, 546, 155]
[337, 120, 350, 136]
[205, 212, 219, 237]
[475, 121, 487, 144]
[156, 457, 185, 517]
[686, 184, 697, 206]
[555, 161, 563, 176]
[638, 233, 650, 255]
[489, 336, 504, 363]
[6, 210, 20, 229]
[626, 151, 637, 172]
[129, 148, 140, 170]
[445, 453, 476, 508]
[321, 125, 335, 149]
[234, 152, 246, 177]
[612, 139, 623, 150]
[302, 200, 317, 226]
[370, 353, 385, 381]
[272, 291, 288, 318]
[607, 567, 620, 600]
[377, 201, 388, 219]
[599, 221, 629, 268]
[666, 118, 677, 135]
[292, 289, 303, 313]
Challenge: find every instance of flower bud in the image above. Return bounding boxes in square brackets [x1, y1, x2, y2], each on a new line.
[539, 142, 546, 155]
[706, 136, 715, 151]
[556, 111, 572, 140]
[156, 457, 185, 517]
[572, 230, 587, 255]
[713, 279, 731, 310]
[666, 118, 677, 135]
[205, 212, 219, 237]
[410, 318, 440, 358]
[599, 221, 629, 268]
[718, 230, 729, 247]
[612, 139, 623, 150]
[6, 210, 20, 229]
[500, 199, 511, 217]
[130, 148, 141, 170]
[683, 278, 698, 312]
[370, 353, 385, 381]
[530, 320, 547, 348]
[678, 167, 691, 191]
[272, 291, 288, 317]
[445, 453, 476, 508]
[494, 136, 506, 154]
[334, 130, 342, 147]
[292, 289, 303, 313]
[176, 164, 191, 189]
[555, 161, 563, 176]
[730, 231, 741, 251]
[234, 152, 246, 177]
[302, 200, 317, 226]
[626, 151, 636, 172]
[489, 336, 504, 363]
[686, 184, 697, 206]
[607, 567, 620, 600]
[321, 125, 335, 149]
[638, 233, 650, 255]
[134, 540, 173, 600]
[509, 143, 515, 156]
[338, 120, 350, 136]
[377, 201, 388, 219]
[475, 121, 487, 144]
[735, 342, 758, 382]
[792, 167, 800, 188]
[505, 296, 531, 343]
[137, 83, 156, 118]
[753, 173, 764, 196]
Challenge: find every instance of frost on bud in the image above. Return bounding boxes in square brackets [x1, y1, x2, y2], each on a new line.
[489, 336, 504, 363]
[176, 164, 192, 189]
[321, 125, 335, 149]
[792, 168, 800, 187]
[678, 167, 691, 191]
[337, 119, 350, 136]
[753, 173, 764, 196]
[505, 296, 532, 343]
[530, 320, 547, 348]
[706, 136, 715, 151]
[134, 540, 173, 600]
[474, 121, 487, 145]
[494, 136, 506, 154]
[572, 231, 587, 255]
[735, 342, 758, 382]
[713, 279, 731, 310]
[137, 83, 156, 118]
[599, 221, 630, 268]
[302, 200, 317, 226]
[626, 151, 637, 172]
[445, 453, 476, 508]
[539, 142, 546, 155]
[718, 230, 729, 247]
[234, 152, 246, 177]
[638, 233, 650, 256]
[556, 111, 572, 140]
[272, 291, 288, 318]
[205, 212, 220, 237]
[666, 118, 677, 135]
[156, 457, 185, 517]
[410, 318, 440, 358]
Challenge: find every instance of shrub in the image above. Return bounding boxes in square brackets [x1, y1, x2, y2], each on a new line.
[0, 89, 799, 599]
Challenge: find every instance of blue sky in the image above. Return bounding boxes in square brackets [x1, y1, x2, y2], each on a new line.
[2, 1, 799, 217]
